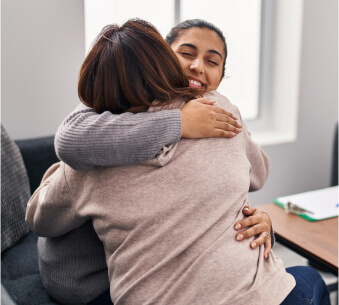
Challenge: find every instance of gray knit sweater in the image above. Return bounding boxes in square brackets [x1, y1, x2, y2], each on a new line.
[54, 103, 182, 170]
[27, 92, 295, 305]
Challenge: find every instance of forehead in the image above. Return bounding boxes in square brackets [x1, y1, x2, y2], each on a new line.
[172, 27, 225, 58]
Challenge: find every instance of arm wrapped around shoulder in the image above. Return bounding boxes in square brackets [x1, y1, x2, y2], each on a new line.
[244, 126, 269, 191]
[25, 162, 85, 237]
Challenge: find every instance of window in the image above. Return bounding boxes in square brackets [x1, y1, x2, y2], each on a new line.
[84, 0, 262, 120]
[84, 0, 304, 144]
[179, 0, 262, 120]
[84, 0, 174, 49]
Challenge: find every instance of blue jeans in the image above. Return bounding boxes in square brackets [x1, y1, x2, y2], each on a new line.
[281, 266, 331, 305]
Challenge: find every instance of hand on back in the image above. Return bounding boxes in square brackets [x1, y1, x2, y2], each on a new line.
[180, 98, 242, 139]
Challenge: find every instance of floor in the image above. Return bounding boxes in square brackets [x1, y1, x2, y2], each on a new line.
[274, 242, 338, 304]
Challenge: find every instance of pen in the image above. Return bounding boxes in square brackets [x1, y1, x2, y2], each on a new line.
[286, 202, 314, 215]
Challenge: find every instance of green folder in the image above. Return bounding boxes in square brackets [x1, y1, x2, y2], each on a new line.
[273, 186, 338, 221]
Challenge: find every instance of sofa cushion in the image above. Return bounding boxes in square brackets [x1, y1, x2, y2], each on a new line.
[1, 232, 60, 305]
[1, 125, 30, 252]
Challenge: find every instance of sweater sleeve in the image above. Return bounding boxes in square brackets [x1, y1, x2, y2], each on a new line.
[25, 162, 86, 237]
[240, 116, 269, 192]
[54, 104, 182, 170]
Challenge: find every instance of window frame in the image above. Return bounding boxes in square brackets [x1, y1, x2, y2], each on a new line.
[84, 0, 304, 145]
[246, 0, 304, 145]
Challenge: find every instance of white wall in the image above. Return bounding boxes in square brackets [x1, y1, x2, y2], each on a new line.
[2, 0, 338, 204]
[249, 0, 338, 204]
[1, 0, 85, 139]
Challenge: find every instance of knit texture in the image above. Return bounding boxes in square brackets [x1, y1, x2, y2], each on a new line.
[38, 222, 109, 305]
[1, 125, 30, 252]
[27, 92, 295, 305]
[54, 103, 182, 170]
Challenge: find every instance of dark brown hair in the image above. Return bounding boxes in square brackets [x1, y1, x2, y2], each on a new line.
[78, 19, 200, 114]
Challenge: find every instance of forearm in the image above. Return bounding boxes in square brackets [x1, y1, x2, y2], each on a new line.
[55, 104, 182, 170]
[242, 123, 269, 191]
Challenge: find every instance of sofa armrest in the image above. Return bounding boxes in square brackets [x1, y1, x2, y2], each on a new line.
[15, 136, 59, 194]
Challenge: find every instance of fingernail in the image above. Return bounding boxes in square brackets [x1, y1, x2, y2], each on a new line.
[234, 223, 241, 230]
[236, 234, 244, 241]
[243, 207, 249, 211]
[251, 242, 257, 248]
[264, 254, 268, 259]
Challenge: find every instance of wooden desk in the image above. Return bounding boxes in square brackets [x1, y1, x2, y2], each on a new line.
[260, 203, 338, 275]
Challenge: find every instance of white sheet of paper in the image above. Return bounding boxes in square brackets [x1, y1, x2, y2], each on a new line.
[275, 186, 339, 220]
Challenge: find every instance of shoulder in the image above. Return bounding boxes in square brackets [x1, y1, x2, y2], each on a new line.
[63, 103, 101, 123]
[203, 91, 241, 118]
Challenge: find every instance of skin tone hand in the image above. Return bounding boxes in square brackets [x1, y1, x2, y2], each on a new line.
[180, 98, 242, 138]
[234, 206, 272, 259]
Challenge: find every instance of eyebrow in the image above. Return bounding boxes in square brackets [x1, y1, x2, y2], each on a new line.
[179, 43, 223, 60]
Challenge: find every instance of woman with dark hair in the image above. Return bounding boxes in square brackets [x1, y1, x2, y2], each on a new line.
[165, 19, 228, 81]
[56, 18, 273, 256]
[78, 22, 200, 114]
[26, 19, 330, 305]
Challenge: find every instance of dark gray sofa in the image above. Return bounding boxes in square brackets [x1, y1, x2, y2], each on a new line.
[1, 128, 60, 305]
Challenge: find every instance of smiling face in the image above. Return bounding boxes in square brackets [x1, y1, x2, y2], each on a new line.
[170, 27, 225, 92]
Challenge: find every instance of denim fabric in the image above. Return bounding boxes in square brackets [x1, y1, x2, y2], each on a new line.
[87, 266, 332, 305]
[281, 266, 331, 305]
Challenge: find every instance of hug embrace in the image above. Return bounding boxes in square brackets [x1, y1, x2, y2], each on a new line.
[26, 19, 330, 305]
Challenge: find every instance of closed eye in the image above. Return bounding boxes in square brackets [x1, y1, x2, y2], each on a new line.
[180, 52, 193, 57]
[207, 60, 218, 66]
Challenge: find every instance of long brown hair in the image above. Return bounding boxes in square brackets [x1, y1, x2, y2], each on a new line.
[78, 19, 200, 114]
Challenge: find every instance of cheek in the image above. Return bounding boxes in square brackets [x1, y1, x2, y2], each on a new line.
[206, 70, 223, 90]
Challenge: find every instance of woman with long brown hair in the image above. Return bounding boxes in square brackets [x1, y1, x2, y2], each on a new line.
[77, 22, 200, 114]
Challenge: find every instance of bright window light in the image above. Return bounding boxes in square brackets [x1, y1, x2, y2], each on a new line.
[84, 0, 174, 52]
[84, 0, 262, 120]
[180, 0, 262, 120]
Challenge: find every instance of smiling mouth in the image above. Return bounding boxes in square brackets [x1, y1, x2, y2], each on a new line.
[189, 79, 205, 88]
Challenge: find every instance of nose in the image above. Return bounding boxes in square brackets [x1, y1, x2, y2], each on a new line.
[190, 58, 204, 75]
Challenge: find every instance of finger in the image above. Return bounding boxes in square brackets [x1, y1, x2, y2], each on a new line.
[264, 238, 272, 259]
[213, 112, 242, 129]
[236, 224, 265, 241]
[234, 210, 262, 231]
[212, 105, 241, 122]
[194, 98, 215, 106]
[242, 206, 257, 216]
[209, 129, 238, 139]
[236, 208, 270, 231]
[214, 122, 242, 134]
[249, 232, 270, 248]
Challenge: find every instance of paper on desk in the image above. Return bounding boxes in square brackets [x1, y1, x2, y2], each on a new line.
[274, 186, 339, 221]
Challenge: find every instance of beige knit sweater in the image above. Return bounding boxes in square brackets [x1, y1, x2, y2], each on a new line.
[26, 91, 295, 305]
